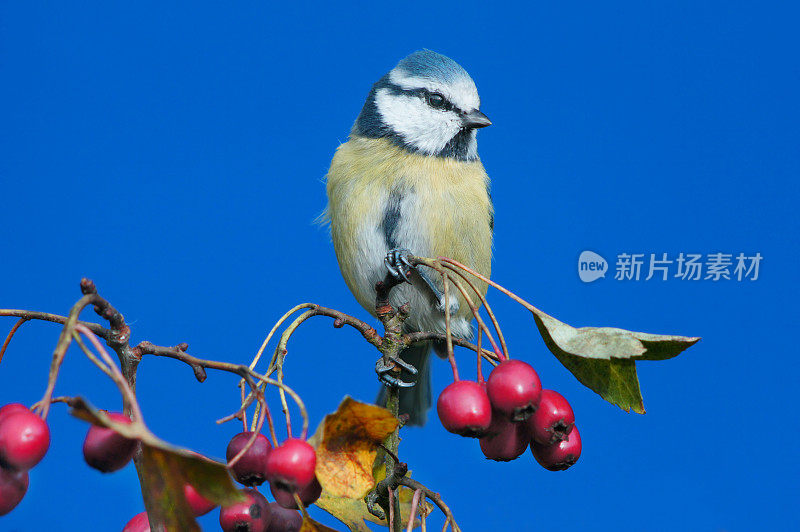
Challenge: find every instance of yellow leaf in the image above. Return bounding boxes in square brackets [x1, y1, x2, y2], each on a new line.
[314, 458, 430, 531]
[313, 397, 398, 499]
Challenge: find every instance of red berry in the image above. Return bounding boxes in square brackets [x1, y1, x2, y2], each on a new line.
[0, 410, 50, 470]
[83, 412, 139, 472]
[270, 476, 321, 509]
[531, 425, 582, 471]
[265, 439, 317, 492]
[219, 488, 272, 532]
[486, 360, 542, 421]
[266, 502, 303, 532]
[227, 431, 273, 486]
[436, 380, 492, 437]
[0, 404, 29, 425]
[479, 413, 530, 462]
[528, 390, 575, 445]
[0, 466, 29, 516]
[122, 511, 151, 532]
[184, 482, 217, 516]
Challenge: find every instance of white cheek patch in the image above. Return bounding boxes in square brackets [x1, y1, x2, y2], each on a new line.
[375, 88, 463, 155]
[389, 70, 480, 113]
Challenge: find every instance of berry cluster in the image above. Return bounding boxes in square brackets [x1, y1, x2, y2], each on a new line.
[0, 404, 144, 517]
[437, 359, 581, 471]
[122, 431, 318, 532]
[1, 399, 316, 531]
[0, 403, 50, 516]
[220, 432, 317, 532]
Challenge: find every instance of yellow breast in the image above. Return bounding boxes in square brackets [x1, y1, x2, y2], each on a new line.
[326, 136, 493, 320]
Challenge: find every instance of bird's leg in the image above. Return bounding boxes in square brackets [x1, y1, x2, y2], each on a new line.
[413, 268, 460, 315]
[377, 249, 461, 387]
[375, 254, 422, 388]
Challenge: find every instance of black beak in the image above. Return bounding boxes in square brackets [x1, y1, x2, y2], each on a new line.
[462, 110, 492, 129]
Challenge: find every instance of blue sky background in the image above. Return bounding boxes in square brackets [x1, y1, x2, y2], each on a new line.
[1, 2, 797, 531]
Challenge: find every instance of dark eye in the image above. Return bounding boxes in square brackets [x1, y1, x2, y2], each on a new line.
[426, 92, 446, 108]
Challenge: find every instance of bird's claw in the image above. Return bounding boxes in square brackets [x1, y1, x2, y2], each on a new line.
[385, 249, 458, 315]
[376, 357, 417, 388]
[393, 356, 418, 374]
[384, 248, 414, 284]
[381, 373, 416, 388]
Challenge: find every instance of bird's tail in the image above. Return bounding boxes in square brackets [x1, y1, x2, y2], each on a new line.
[376, 341, 432, 426]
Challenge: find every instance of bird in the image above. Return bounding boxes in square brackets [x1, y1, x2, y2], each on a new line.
[324, 50, 493, 425]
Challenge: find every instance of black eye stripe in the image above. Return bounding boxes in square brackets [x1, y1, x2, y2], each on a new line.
[381, 81, 455, 111]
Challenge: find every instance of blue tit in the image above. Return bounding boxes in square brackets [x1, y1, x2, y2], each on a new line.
[324, 50, 493, 425]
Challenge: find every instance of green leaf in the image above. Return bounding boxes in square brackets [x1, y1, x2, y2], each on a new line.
[526, 307, 699, 413]
[137, 446, 201, 532]
[70, 397, 244, 530]
[549, 351, 644, 413]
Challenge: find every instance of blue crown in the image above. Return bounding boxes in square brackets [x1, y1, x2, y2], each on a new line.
[393, 49, 471, 84]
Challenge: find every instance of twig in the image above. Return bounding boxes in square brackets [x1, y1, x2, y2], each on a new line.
[0, 309, 110, 339]
[254, 304, 382, 438]
[266, 305, 382, 375]
[406, 489, 423, 532]
[245, 304, 315, 432]
[240, 383, 248, 432]
[402, 332, 499, 366]
[476, 327, 484, 383]
[294, 492, 310, 520]
[135, 341, 310, 440]
[261, 398, 278, 447]
[397, 477, 461, 532]
[388, 488, 396, 532]
[441, 270, 503, 360]
[30, 396, 78, 411]
[249, 304, 318, 372]
[0, 318, 28, 365]
[266, 309, 316, 439]
[75, 324, 144, 422]
[36, 292, 109, 418]
[438, 257, 534, 311]
[438, 261, 508, 360]
[440, 270, 458, 381]
[71, 331, 115, 379]
[411, 257, 504, 360]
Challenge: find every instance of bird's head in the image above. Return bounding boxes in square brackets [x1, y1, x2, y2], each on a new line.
[353, 50, 490, 161]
